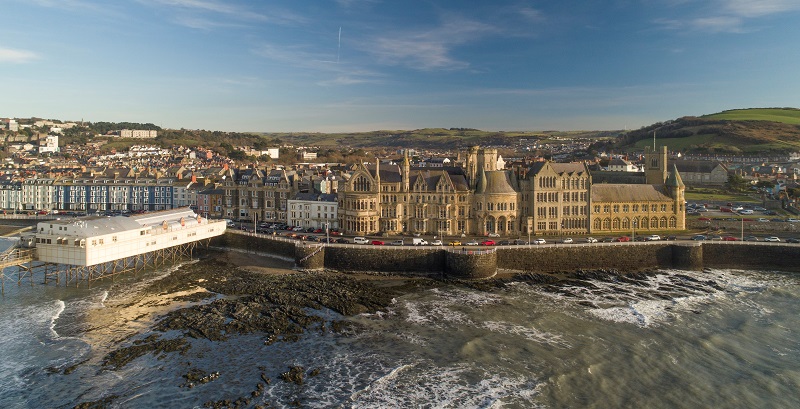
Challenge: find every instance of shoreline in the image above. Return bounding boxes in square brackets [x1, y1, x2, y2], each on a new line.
[32, 247, 759, 408]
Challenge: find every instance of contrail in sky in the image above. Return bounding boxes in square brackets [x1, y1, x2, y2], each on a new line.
[337, 26, 341, 63]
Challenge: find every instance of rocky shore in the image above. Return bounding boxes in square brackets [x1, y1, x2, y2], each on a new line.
[74, 250, 436, 408]
[71, 249, 726, 408]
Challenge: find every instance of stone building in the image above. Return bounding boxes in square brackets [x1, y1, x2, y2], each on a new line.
[589, 147, 685, 234]
[336, 145, 685, 237]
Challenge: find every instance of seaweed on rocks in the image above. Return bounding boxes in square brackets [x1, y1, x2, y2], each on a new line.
[101, 334, 189, 370]
[279, 366, 305, 385]
[181, 368, 220, 388]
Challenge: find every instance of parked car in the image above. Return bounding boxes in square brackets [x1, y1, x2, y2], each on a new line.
[466, 240, 480, 246]
[498, 240, 512, 246]
[646, 235, 661, 241]
[412, 238, 429, 246]
[371, 240, 385, 245]
[739, 210, 754, 215]
[353, 236, 370, 244]
[787, 218, 800, 223]
[786, 237, 800, 243]
[431, 239, 443, 246]
[336, 238, 350, 244]
[757, 218, 770, 222]
[764, 236, 781, 242]
[722, 236, 739, 241]
[666, 236, 678, 241]
[390, 240, 405, 246]
[708, 235, 723, 241]
[480, 240, 496, 246]
[449, 240, 462, 246]
[532, 238, 546, 245]
[561, 238, 573, 244]
[743, 236, 759, 241]
[691, 235, 706, 241]
[513, 239, 528, 245]
[615, 236, 630, 242]
[487, 233, 500, 238]
[585, 237, 598, 243]
[601, 237, 615, 243]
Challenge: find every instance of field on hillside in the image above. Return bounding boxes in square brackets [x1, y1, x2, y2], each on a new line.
[703, 108, 800, 124]
[632, 133, 800, 153]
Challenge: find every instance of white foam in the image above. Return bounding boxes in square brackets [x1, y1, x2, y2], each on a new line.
[49, 300, 66, 338]
[482, 321, 572, 348]
[347, 362, 541, 408]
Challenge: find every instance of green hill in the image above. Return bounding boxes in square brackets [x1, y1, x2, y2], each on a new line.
[619, 108, 800, 154]
[702, 108, 800, 124]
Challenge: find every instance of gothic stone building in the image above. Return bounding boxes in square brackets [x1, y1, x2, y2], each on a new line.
[337, 146, 685, 237]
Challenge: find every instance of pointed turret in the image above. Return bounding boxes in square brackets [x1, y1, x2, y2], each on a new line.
[476, 168, 487, 194]
[666, 164, 684, 188]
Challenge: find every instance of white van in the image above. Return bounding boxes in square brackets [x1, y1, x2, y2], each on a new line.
[412, 238, 429, 246]
[353, 237, 370, 244]
[224, 219, 235, 227]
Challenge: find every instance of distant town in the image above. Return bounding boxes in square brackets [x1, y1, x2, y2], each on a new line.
[1, 116, 799, 239]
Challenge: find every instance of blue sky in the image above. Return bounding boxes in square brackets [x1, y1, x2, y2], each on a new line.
[2, 0, 799, 132]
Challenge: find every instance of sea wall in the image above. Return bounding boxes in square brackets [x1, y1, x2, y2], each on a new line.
[219, 232, 800, 278]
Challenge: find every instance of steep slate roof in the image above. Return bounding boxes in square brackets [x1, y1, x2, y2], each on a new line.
[481, 170, 518, 194]
[666, 165, 685, 188]
[527, 162, 588, 177]
[550, 163, 588, 175]
[591, 184, 672, 202]
[409, 168, 470, 191]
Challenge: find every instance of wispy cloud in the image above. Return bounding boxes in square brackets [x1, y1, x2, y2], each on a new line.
[252, 43, 384, 86]
[142, 0, 306, 26]
[0, 47, 39, 64]
[368, 16, 495, 70]
[721, 0, 800, 18]
[656, 0, 800, 33]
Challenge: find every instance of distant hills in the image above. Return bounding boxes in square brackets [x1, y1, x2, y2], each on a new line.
[618, 108, 800, 154]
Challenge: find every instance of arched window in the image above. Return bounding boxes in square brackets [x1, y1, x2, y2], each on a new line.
[651, 217, 658, 228]
[641, 218, 649, 229]
[602, 218, 610, 230]
[660, 217, 667, 228]
[622, 218, 630, 229]
[669, 217, 677, 228]
[612, 218, 620, 230]
[594, 219, 602, 230]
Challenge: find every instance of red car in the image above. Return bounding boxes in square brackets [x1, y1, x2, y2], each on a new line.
[371, 240, 385, 245]
[480, 240, 496, 246]
[615, 236, 630, 242]
[698, 217, 710, 221]
[722, 236, 740, 241]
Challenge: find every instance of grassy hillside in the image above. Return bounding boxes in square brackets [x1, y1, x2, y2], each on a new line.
[702, 108, 800, 124]
[620, 108, 800, 154]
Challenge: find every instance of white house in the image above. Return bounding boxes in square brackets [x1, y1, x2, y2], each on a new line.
[287, 193, 338, 230]
[39, 134, 59, 154]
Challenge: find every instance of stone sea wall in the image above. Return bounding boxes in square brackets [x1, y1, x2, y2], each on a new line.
[218, 233, 800, 278]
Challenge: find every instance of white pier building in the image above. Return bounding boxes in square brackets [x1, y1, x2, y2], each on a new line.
[32, 208, 225, 267]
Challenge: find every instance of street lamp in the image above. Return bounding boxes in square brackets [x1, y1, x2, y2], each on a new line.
[740, 214, 744, 241]
[326, 221, 330, 245]
[632, 219, 637, 242]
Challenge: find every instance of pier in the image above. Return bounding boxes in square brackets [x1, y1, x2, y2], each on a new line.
[0, 208, 225, 294]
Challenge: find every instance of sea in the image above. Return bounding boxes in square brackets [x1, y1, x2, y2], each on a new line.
[1, 237, 798, 409]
